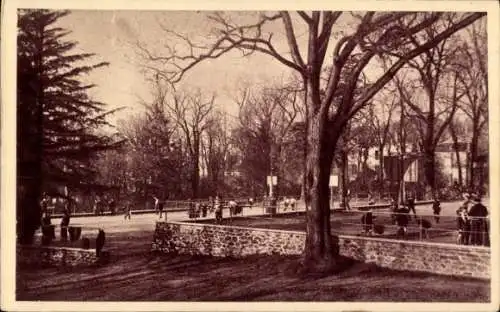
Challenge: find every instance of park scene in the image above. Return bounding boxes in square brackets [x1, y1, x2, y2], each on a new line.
[14, 8, 491, 303]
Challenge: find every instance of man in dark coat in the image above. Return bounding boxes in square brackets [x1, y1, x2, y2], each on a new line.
[406, 194, 417, 220]
[60, 208, 71, 241]
[432, 198, 441, 223]
[468, 195, 489, 246]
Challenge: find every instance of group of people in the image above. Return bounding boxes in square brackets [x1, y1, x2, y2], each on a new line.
[93, 196, 118, 216]
[186, 196, 250, 222]
[360, 192, 489, 246]
[281, 197, 297, 211]
[361, 195, 433, 238]
[39, 193, 72, 241]
[456, 193, 489, 246]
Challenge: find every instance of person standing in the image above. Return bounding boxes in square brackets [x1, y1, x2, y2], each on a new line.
[214, 196, 222, 223]
[361, 208, 376, 236]
[456, 205, 470, 245]
[60, 208, 71, 241]
[406, 193, 417, 220]
[283, 197, 289, 211]
[289, 197, 296, 211]
[432, 198, 441, 223]
[345, 189, 351, 211]
[468, 195, 488, 246]
[396, 206, 410, 238]
[109, 198, 116, 215]
[124, 203, 132, 220]
[153, 196, 160, 215]
[158, 198, 165, 219]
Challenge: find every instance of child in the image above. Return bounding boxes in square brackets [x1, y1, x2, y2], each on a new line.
[289, 197, 296, 211]
[416, 217, 432, 240]
[361, 209, 376, 236]
[395, 206, 410, 238]
[456, 206, 470, 245]
[432, 199, 441, 223]
[283, 197, 289, 211]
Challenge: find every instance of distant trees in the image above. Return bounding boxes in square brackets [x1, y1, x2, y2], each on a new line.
[200, 110, 232, 197]
[232, 83, 301, 198]
[454, 19, 488, 193]
[17, 10, 122, 243]
[392, 17, 467, 199]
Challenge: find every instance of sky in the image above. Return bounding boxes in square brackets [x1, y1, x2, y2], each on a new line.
[54, 11, 303, 125]
[46, 9, 487, 133]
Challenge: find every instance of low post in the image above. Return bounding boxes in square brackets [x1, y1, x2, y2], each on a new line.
[419, 220, 422, 241]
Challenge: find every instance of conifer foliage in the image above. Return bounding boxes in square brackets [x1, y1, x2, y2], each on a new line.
[17, 9, 121, 244]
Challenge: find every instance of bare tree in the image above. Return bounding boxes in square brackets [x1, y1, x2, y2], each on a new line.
[166, 87, 215, 199]
[392, 18, 468, 199]
[201, 109, 231, 196]
[454, 19, 488, 193]
[233, 83, 300, 197]
[364, 91, 398, 195]
[136, 11, 484, 272]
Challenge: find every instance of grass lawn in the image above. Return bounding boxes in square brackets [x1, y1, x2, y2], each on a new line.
[194, 210, 463, 244]
[17, 229, 490, 302]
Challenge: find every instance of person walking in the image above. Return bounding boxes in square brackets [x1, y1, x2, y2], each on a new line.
[124, 203, 132, 220]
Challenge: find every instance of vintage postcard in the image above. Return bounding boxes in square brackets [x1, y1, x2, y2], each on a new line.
[1, 0, 499, 311]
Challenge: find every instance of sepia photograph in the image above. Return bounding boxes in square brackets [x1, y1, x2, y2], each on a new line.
[1, 0, 499, 311]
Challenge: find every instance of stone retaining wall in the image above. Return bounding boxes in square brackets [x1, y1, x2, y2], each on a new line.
[17, 245, 100, 267]
[152, 221, 490, 279]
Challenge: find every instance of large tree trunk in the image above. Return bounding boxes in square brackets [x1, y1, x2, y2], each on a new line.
[302, 112, 338, 272]
[423, 148, 437, 199]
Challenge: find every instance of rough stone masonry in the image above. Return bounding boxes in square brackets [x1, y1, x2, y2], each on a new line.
[152, 221, 490, 279]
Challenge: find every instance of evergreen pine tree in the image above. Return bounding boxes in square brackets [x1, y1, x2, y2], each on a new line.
[17, 9, 122, 244]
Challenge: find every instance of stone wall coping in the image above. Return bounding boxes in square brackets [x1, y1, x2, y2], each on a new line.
[18, 244, 97, 254]
[158, 220, 306, 236]
[159, 221, 490, 253]
[338, 234, 491, 252]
